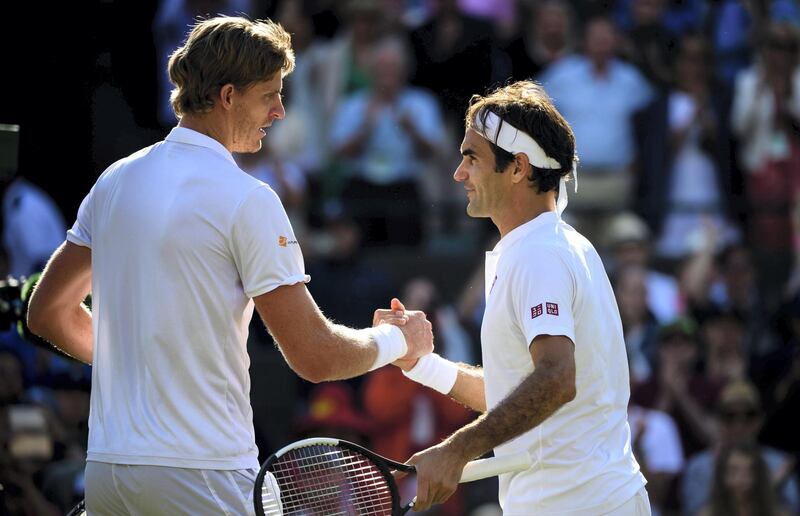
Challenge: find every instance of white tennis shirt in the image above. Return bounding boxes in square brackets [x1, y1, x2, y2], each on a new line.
[481, 211, 645, 515]
[67, 127, 309, 470]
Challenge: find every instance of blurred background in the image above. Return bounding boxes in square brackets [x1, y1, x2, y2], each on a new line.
[1, 0, 800, 514]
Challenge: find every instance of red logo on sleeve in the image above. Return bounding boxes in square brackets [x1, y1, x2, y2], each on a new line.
[546, 302, 559, 316]
[531, 304, 543, 319]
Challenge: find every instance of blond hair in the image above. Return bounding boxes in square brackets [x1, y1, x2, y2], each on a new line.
[167, 16, 295, 118]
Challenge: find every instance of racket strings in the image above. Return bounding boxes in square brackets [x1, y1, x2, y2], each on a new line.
[260, 444, 395, 515]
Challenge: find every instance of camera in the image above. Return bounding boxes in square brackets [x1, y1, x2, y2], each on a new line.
[0, 275, 34, 333]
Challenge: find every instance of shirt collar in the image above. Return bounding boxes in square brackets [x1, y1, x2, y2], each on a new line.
[490, 211, 560, 255]
[164, 127, 236, 165]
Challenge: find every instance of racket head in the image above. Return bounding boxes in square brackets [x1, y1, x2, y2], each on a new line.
[254, 437, 415, 516]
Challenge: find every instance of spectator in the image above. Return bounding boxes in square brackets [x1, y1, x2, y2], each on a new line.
[632, 317, 721, 457]
[604, 211, 681, 323]
[312, 0, 387, 122]
[618, 0, 676, 88]
[330, 35, 446, 247]
[700, 441, 792, 516]
[409, 0, 497, 133]
[731, 23, 800, 254]
[656, 35, 730, 260]
[701, 308, 749, 385]
[682, 379, 799, 516]
[614, 265, 660, 384]
[539, 16, 653, 240]
[628, 400, 684, 516]
[500, 0, 575, 81]
[2, 176, 66, 279]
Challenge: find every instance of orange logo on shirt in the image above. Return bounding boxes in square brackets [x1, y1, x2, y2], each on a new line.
[278, 236, 287, 247]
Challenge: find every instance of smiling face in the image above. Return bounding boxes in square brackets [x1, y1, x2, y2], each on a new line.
[230, 74, 286, 153]
[453, 129, 511, 219]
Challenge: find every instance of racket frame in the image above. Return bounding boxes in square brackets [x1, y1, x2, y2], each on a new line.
[254, 437, 415, 516]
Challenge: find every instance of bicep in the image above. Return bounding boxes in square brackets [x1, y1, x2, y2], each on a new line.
[253, 282, 326, 348]
[529, 334, 576, 399]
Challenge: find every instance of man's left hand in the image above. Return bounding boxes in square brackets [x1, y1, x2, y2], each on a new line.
[406, 441, 470, 511]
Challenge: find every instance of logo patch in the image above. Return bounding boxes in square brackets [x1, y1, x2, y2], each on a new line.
[278, 235, 298, 247]
[531, 304, 543, 319]
[546, 302, 559, 316]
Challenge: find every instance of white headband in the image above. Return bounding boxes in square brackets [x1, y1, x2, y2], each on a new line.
[472, 110, 577, 214]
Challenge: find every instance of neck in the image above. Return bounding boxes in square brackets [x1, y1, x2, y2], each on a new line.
[493, 192, 556, 238]
[178, 113, 233, 152]
[591, 58, 609, 77]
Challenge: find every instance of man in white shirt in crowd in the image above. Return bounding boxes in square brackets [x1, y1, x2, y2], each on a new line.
[27, 16, 432, 515]
[390, 81, 649, 514]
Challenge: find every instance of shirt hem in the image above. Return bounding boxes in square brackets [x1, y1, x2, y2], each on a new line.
[247, 273, 310, 299]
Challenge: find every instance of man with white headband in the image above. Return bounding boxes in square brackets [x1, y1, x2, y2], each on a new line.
[386, 81, 650, 514]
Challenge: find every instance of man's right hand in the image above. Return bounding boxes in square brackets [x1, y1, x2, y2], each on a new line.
[373, 298, 433, 368]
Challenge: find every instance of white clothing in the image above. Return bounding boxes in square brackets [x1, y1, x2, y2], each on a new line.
[628, 405, 684, 474]
[731, 64, 800, 173]
[84, 462, 263, 515]
[481, 211, 645, 515]
[2, 178, 66, 277]
[68, 127, 308, 470]
[602, 487, 652, 516]
[657, 92, 726, 259]
[646, 271, 680, 324]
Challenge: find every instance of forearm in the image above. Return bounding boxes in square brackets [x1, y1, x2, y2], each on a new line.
[447, 363, 574, 460]
[31, 305, 93, 364]
[276, 319, 380, 382]
[448, 364, 486, 412]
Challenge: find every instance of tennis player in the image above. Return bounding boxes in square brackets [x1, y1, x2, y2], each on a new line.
[27, 16, 432, 515]
[385, 81, 651, 515]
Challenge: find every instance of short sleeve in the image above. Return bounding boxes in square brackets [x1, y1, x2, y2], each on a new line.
[230, 185, 309, 298]
[66, 185, 94, 248]
[512, 249, 576, 349]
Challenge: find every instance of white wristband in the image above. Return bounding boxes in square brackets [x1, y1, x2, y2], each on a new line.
[402, 353, 459, 395]
[368, 324, 408, 371]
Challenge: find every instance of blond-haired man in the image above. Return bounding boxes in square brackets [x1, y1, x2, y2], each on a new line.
[28, 17, 432, 515]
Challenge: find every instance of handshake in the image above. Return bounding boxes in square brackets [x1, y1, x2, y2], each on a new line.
[372, 297, 434, 371]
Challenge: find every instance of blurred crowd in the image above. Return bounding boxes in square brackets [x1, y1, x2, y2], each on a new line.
[2, 0, 800, 514]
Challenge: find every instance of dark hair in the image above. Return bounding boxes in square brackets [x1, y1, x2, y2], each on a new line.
[709, 442, 778, 516]
[168, 16, 295, 118]
[465, 81, 577, 193]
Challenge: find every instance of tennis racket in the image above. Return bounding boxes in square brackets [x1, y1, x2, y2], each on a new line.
[254, 437, 532, 515]
[65, 499, 85, 516]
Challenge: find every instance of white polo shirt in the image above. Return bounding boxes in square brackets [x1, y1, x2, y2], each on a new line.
[68, 127, 309, 470]
[481, 211, 645, 515]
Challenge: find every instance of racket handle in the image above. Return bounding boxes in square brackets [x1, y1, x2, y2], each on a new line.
[459, 451, 532, 483]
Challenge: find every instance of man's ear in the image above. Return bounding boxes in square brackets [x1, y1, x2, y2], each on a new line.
[218, 83, 236, 110]
[511, 153, 530, 184]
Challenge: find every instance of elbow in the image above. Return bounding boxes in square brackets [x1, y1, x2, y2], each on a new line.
[26, 303, 47, 338]
[562, 382, 577, 404]
[293, 361, 333, 384]
[560, 368, 577, 404]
